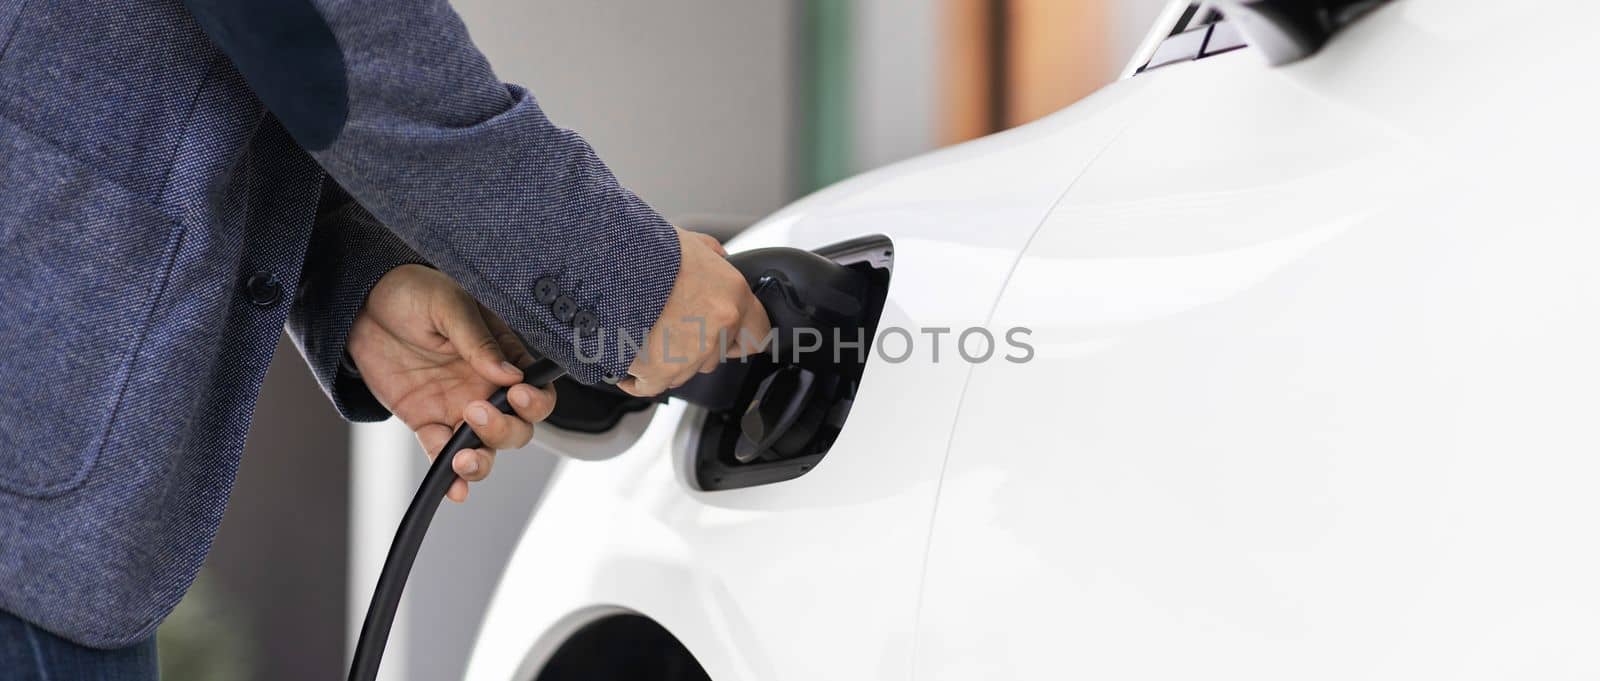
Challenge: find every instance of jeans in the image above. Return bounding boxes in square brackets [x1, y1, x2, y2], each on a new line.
[0, 610, 158, 680]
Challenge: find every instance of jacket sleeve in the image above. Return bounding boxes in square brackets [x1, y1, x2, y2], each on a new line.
[287, 179, 431, 422]
[182, 0, 680, 385]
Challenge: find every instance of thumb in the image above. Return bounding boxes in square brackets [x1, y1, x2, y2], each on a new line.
[437, 292, 523, 386]
[729, 293, 773, 358]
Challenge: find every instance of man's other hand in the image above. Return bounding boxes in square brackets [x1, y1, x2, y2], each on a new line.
[348, 264, 556, 502]
[618, 228, 772, 397]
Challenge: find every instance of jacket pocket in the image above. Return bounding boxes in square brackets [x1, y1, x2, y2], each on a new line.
[0, 113, 182, 498]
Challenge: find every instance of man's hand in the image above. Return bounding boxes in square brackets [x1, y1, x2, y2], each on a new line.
[348, 264, 556, 502]
[618, 228, 772, 397]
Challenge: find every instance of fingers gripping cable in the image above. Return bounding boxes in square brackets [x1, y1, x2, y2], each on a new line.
[348, 358, 567, 681]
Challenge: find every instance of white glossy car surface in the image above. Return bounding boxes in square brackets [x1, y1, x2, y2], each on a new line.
[468, 2, 1600, 679]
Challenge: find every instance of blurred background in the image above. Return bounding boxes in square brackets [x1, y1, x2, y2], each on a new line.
[161, 1, 1170, 679]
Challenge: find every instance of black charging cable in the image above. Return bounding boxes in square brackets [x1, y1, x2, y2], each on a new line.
[348, 357, 568, 681]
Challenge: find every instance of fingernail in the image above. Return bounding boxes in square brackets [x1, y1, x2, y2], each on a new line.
[459, 454, 480, 475]
[509, 387, 530, 408]
[501, 361, 521, 376]
[467, 404, 490, 426]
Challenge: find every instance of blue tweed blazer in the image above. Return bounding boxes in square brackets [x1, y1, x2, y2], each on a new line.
[0, 0, 680, 647]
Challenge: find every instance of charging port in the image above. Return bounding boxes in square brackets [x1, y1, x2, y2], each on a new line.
[693, 236, 892, 491]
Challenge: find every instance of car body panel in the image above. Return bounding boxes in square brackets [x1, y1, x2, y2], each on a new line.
[915, 2, 1600, 679]
[468, 1, 1600, 678]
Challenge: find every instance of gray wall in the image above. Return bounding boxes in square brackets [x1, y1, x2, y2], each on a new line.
[851, 0, 939, 172]
[452, 0, 799, 227]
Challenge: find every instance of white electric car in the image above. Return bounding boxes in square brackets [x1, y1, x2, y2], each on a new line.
[466, 1, 1600, 678]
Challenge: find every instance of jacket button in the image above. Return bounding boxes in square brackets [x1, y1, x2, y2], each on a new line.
[572, 309, 598, 336]
[533, 277, 560, 305]
[551, 295, 578, 323]
[245, 271, 282, 307]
